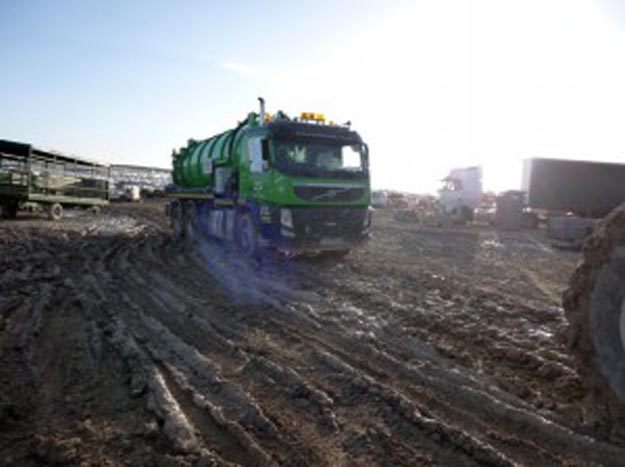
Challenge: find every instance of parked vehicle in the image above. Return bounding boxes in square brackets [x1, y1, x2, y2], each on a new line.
[438, 166, 482, 223]
[522, 157, 625, 242]
[111, 184, 141, 202]
[0, 139, 109, 220]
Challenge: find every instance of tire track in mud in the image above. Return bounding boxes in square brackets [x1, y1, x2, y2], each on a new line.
[1, 202, 623, 466]
[234, 298, 606, 466]
[112, 255, 345, 465]
[313, 236, 584, 416]
[196, 240, 625, 463]
[2, 214, 217, 465]
[274, 312, 615, 465]
[97, 226, 610, 465]
[97, 215, 625, 465]
[112, 245, 497, 463]
[63, 221, 455, 464]
[72, 225, 332, 465]
[2, 253, 169, 464]
[305, 269, 583, 417]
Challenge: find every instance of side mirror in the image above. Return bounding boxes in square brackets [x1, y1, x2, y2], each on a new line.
[262, 140, 270, 170]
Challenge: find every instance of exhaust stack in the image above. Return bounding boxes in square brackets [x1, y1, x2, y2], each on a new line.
[258, 97, 265, 126]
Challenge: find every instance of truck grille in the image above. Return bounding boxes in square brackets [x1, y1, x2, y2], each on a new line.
[291, 207, 367, 237]
[294, 185, 365, 202]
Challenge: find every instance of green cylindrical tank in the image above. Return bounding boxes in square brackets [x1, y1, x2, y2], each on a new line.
[172, 115, 255, 189]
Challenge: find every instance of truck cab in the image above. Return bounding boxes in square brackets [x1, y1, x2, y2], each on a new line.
[237, 117, 371, 253]
[438, 166, 482, 223]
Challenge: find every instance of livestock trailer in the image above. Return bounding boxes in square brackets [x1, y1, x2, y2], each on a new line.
[0, 139, 110, 220]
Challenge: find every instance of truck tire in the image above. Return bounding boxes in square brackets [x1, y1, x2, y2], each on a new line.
[236, 211, 260, 260]
[170, 201, 184, 239]
[564, 202, 625, 437]
[47, 203, 63, 221]
[1, 200, 18, 219]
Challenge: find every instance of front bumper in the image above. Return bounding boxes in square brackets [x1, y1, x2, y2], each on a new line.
[260, 206, 371, 252]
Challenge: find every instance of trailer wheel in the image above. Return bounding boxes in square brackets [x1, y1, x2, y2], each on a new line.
[47, 203, 63, 221]
[170, 201, 184, 239]
[236, 211, 260, 260]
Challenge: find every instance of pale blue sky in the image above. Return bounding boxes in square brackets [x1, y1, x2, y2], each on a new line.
[1, 0, 624, 192]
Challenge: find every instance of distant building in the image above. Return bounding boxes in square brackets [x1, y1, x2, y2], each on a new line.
[109, 164, 171, 191]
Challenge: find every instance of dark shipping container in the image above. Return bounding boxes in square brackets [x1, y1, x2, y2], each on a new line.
[522, 158, 625, 217]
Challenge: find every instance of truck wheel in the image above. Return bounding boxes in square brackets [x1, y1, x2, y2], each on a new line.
[1, 202, 13, 219]
[10, 201, 18, 219]
[184, 202, 197, 243]
[236, 212, 260, 260]
[2, 200, 18, 219]
[170, 201, 184, 239]
[47, 203, 63, 221]
[564, 202, 625, 436]
[89, 205, 101, 216]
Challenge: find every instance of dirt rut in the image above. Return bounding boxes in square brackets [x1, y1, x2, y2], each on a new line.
[0, 202, 622, 465]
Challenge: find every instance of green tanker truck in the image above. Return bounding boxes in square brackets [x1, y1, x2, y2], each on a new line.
[167, 98, 371, 258]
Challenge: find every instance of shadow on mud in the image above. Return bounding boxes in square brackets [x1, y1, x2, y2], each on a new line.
[188, 237, 338, 308]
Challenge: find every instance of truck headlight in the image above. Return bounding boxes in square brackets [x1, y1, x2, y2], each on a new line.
[281, 208, 293, 228]
[259, 203, 272, 222]
[259, 203, 271, 217]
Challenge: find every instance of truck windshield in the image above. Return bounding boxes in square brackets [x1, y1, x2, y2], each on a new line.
[273, 140, 367, 179]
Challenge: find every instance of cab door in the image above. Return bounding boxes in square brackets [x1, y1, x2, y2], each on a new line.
[239, 133, 270, 200]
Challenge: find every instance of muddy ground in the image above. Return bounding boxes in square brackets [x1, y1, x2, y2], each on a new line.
[0, 200, 623, 466]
